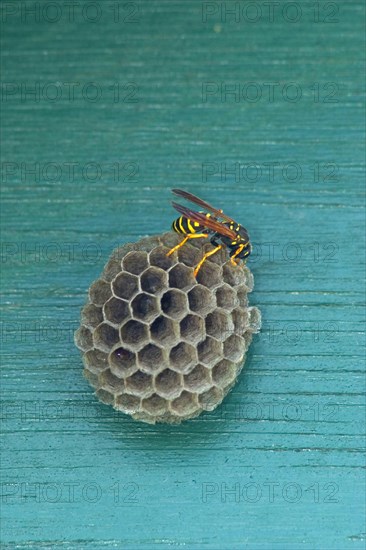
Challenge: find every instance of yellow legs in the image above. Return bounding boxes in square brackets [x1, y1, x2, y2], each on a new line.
[167, 234, 244, 277]
[166, 233, 208, 257]
[193, 245, 222, 277]
[229, 243, 245, 266]
[167, 233, 223, 276]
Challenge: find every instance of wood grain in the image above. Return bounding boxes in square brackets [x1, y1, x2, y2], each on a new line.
[1, 1, 365, 548]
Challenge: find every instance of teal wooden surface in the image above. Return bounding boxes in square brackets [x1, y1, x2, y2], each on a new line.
[1, 1, 365, 548]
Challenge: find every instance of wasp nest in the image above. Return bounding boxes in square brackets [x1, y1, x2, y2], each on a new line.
[75, 232, 260, 424]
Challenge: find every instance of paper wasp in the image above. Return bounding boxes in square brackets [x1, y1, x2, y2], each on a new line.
[167, 188, 251, 277]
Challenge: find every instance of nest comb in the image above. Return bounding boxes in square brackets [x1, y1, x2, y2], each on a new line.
[75, 231, 261, 424]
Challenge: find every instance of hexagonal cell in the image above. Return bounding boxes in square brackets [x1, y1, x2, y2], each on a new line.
[96, 389, 115, 405]
[93, 322, 120, 352]
[205, 309, 234, 342]
[140, 267, 168, 295]
[160, 289, 188, 320]
[179, 314, 205, 344]
[122, 251, 149, 275]
[232, 307, 249, 335]
[243, 331, 254, 350]
[169, 342, 197, 373]
[83, 349, 109, 374]
[83, 368, 99, 389]
[150, 315, 178, 346]
[115, 393, 141, 413]
[120, 320, 149, 349]
[241, 268, 254, 292]
[183, 364, 212, 392]
[196, 260, 222, 289]
[89, 279, 112, 307]
[168, 264, 195, 290]
[125, 370, 153, 398]
[197, 337, 222, 366]
[131, 293, 160, 322]
[171, 391, 199, 417]
[142, 393, 168, 416]
[102, 256, 123, 282]
[155, 369, 182, 398]
[149, 246, 176, 271]
[112, 271, 139, 300]
[215, 284, 238, 310]
[187, 285, 216, 316]
[198, 386, 223, 411]
[161, 231, 182, 250]
[212, 359, 238, 388]
[137, 343, 167, 373]
[99, 369, 125, 393]
[109, 346, 137, 378]
[74, 326, 93, 352]
[183, 234, 208, 250]
[205, 245, 226, 265]
[177, 243, 202, 267]
[103, 297, 130, 326]
[222, 263, 247, 287]
[236, 287, 249, 308]
[81, 303, 103, 329]
[248, 307, 261, 333]
[223, 334, 245, 362]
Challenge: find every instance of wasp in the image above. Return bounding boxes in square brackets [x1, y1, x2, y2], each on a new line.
[167, 188, 251, 277]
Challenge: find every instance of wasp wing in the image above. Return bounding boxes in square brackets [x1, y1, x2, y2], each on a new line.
[172, 188, 234, 223]
[171, 202, 237, 240]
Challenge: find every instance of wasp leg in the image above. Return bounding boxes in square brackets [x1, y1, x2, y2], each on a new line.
[194, 245, 222, 277]
[166, 233, 208, 257]
[230, 244, 245, 266]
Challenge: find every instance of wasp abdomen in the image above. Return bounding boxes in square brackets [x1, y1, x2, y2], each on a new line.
[172, 216, 202, 235]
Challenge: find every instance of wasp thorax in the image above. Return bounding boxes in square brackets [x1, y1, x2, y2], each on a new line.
[75, 232, 260, 424]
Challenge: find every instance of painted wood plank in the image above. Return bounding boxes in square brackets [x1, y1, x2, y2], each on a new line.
[1, 1, 365, 549]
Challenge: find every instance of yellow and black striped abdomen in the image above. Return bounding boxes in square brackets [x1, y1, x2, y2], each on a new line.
[172, 216, 201, 235]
